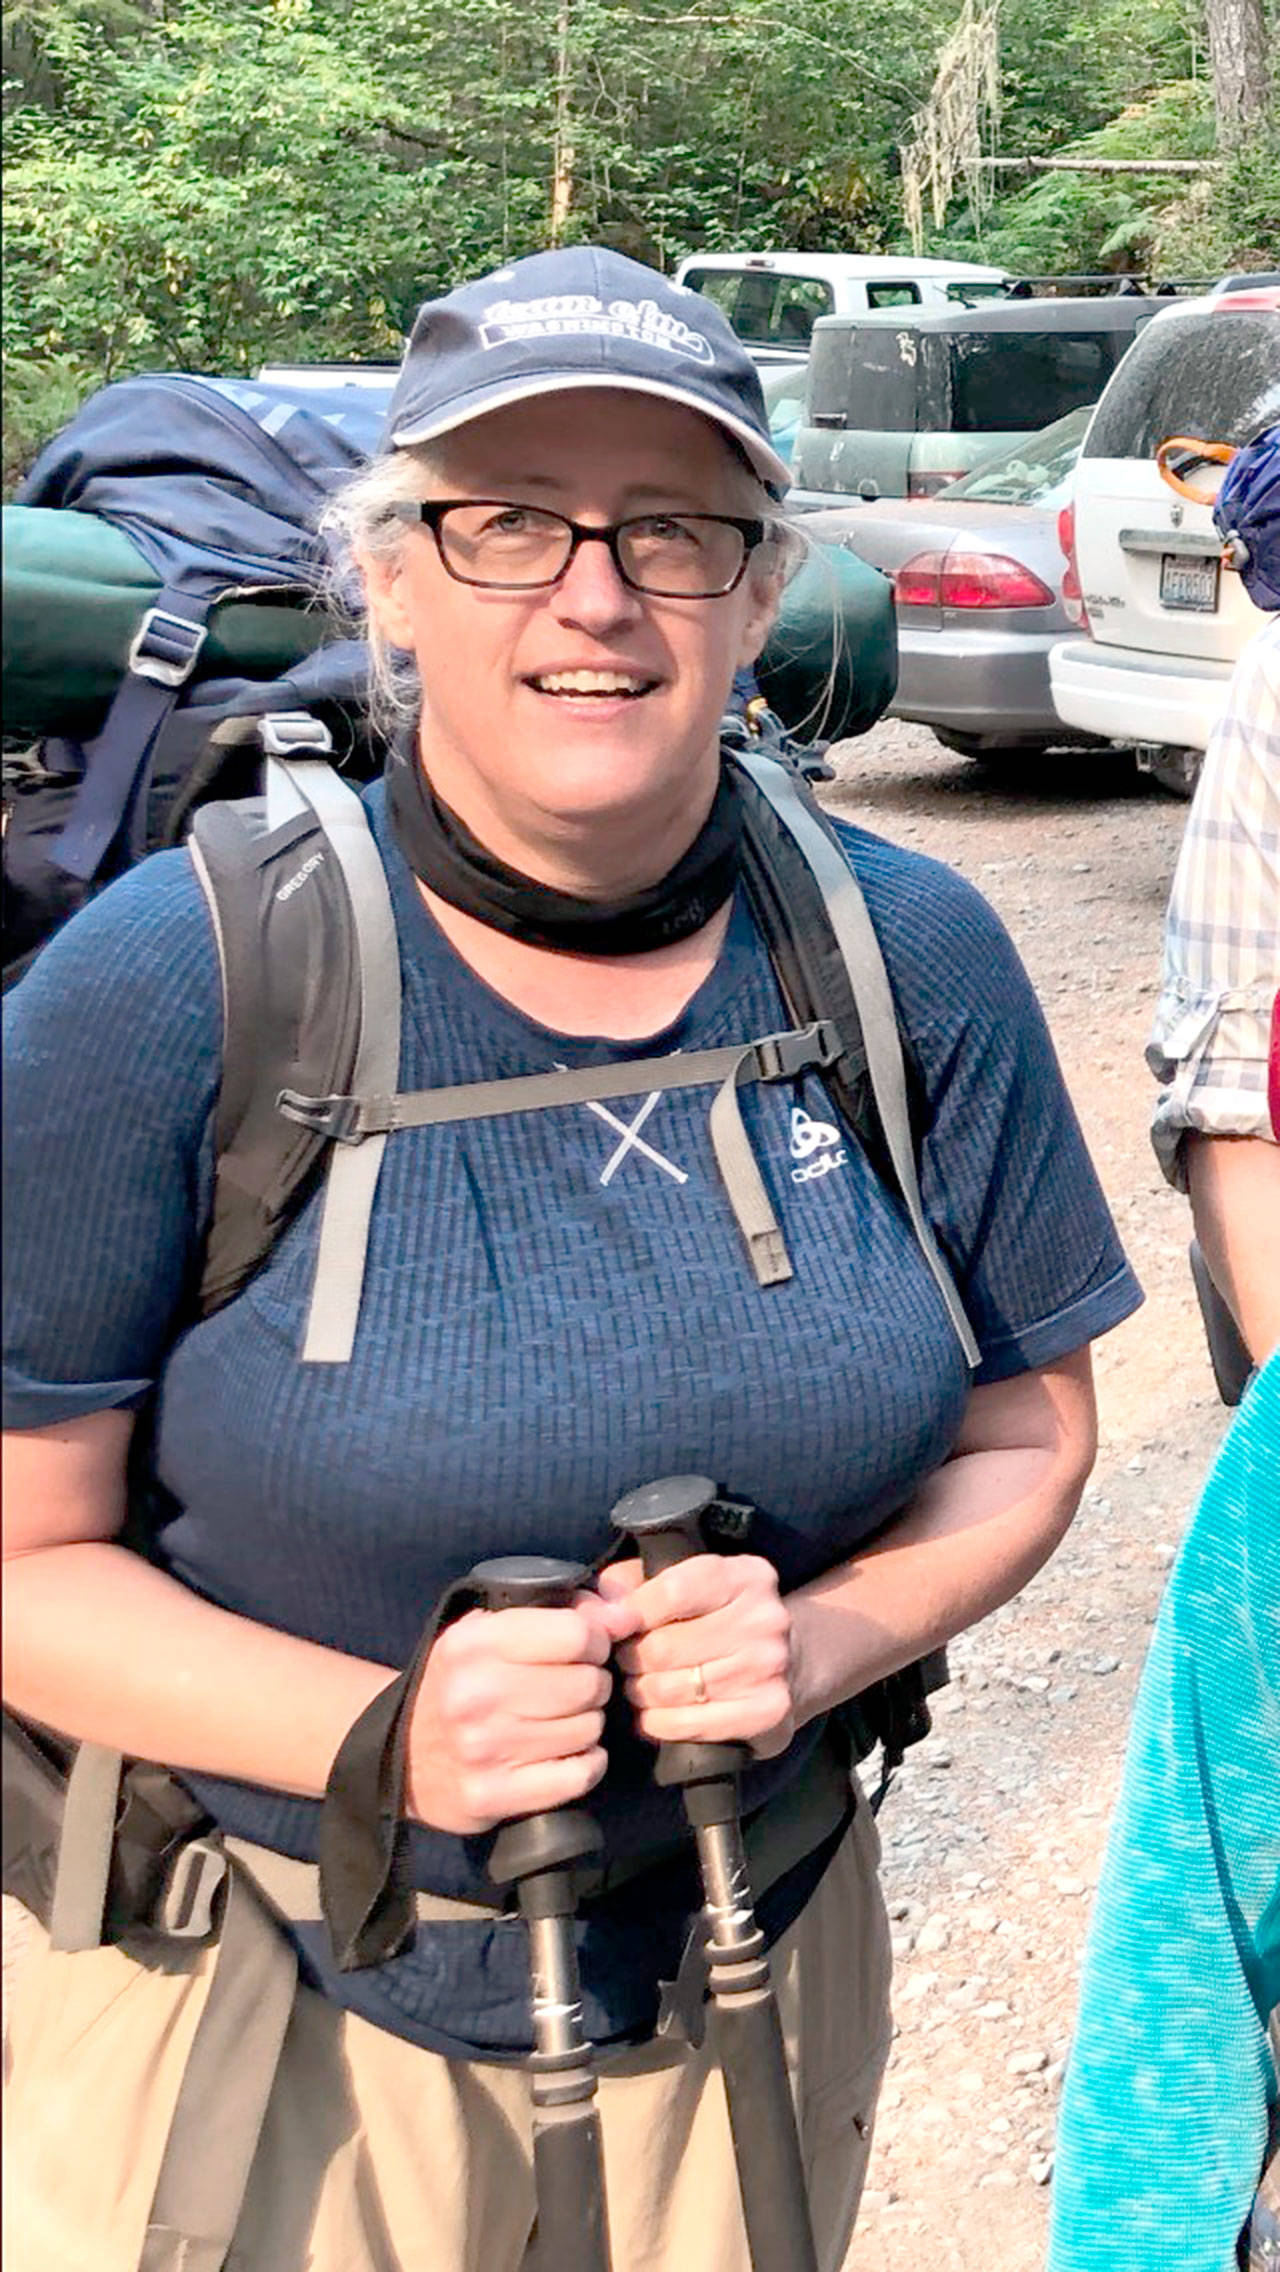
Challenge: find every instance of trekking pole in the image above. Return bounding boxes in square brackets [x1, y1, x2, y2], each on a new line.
[610, 1479, 820, 2272]
[469, 1557, 612, 2272]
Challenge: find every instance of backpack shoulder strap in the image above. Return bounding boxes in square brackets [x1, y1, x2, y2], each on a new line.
[730, 745, 979, 1368]
[287, 759, 402, 1364]
[188, 726, 398, 1353]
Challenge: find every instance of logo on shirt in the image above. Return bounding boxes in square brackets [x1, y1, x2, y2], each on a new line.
[554, 1063, 688, 1188]
[789, 1105, 846, 1185]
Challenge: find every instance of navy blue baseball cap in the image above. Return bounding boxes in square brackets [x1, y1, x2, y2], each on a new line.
[385, 245, 791, 494]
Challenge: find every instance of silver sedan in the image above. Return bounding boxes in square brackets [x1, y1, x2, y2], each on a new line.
[800, 408, 1116, 765]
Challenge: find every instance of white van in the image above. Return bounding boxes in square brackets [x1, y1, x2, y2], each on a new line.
[672, 252, 1012, 365]
[1049, 290, 1280, 789]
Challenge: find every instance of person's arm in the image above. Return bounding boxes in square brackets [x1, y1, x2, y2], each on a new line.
[1185, 1131, 1280, 1364]
[2, 1412, 622, 1835]
[601, 1350, 1095, 1753]
[790, 1348, 1094, 1720]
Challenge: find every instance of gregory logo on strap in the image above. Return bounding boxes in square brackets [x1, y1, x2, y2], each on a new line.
[789, 1104, 846, 1185]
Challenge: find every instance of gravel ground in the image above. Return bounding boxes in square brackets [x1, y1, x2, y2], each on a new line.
[3, 716, 1228, 2266]
[820, 718, 1228, 2272]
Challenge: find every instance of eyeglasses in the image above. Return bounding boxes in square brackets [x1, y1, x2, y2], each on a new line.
[391, 499, 766, 597]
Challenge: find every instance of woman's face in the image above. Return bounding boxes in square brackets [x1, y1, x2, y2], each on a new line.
[362, 389, 779, 863]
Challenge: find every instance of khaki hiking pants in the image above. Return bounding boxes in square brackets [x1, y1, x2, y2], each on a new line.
[4, 1799, 891, 2272]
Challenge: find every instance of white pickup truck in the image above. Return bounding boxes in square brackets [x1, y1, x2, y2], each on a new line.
[672, 251, 1012, 366]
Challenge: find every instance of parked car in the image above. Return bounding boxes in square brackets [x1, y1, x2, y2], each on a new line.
[1049, 289, 1280, 793]
[791, 296, 1162, 505]
[256, 362, 401, 389]
[673, 252, 1011, 366]
[800, 406, 1110, 765]
[760, 359, 809, 470]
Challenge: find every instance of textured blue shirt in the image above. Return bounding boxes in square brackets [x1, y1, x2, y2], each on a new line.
[3, 783, 1141, 2056]
[1050, 1353, 1280, 2272]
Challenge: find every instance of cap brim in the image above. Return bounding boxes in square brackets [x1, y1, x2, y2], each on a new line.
[390, 371, 792, 496]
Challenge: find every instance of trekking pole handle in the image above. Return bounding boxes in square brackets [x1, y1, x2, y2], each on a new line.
[467, 1554, 587, 1615]
[464, 1557, 605, 1894]
[609, 1478, 751, 1786]
[609, 1474, 722, 1573]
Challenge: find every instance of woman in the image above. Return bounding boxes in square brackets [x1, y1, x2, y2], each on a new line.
[3, 246, 1141, 2272]
[1049, 1352, 1279, 2272]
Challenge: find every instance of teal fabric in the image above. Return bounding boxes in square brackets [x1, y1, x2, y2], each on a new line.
[1050, 1351, 1280, 2271]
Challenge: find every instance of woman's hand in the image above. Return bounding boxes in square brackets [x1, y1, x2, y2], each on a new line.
[597, 1554, 797, 1760]
[403, 1592, 629, 1835]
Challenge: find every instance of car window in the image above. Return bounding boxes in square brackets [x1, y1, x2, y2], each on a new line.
[946, 280, 1009, 306]
[949, 330, 1122, 432]
[769, 277, 832, 345]
[1084, 310, 1280, 458]
[760, 360, 809, 415]
[682, 269, 741, 324]
[817, 325, 922, 431]
[866, 283, 922, 309]
[680, 268, 834, 349]
[940, 405, 1092, 503]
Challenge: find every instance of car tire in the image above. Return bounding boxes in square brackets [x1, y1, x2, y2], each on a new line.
[930, 728, 1056, 765]
[930, 729, 1140, 791]
[1137, 745, 1202, 799]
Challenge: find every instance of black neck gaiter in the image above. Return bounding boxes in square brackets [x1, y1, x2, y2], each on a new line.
[386, 741, 743, 956]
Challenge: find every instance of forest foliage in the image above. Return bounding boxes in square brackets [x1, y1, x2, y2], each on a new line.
[4, 0, 1278, 482]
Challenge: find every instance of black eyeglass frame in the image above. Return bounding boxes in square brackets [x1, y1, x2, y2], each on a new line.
[390, 499, 767, 596]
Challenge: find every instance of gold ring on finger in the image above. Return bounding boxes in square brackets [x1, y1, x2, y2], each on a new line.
[691, 1663, 708, 1705]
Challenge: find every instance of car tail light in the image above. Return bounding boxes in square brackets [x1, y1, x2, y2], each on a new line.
[894, 553, 944, 606]
[1214, 287, 1280, 309]
[896, 548, 1054, 610]
[1057, 502, 1089, 630]
[941, 553, 1055, 608]
[907, 470, 965, 499]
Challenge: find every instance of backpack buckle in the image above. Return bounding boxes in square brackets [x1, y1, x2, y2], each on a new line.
[259, 710, 335, 759]
[155, 1836, 228, 1939]
[276, 1088, 368, 1143]
[751, 1020, 843, 1083]
[128, 606, 208, 688]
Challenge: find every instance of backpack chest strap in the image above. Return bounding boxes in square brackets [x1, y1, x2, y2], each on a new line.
[281, 1019, 843, 1355]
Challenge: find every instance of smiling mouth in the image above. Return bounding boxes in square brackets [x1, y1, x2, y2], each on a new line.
[526, 669, 660, 698]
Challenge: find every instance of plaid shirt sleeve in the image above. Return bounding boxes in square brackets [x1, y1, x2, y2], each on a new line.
[1147, 618, 1280, 1190]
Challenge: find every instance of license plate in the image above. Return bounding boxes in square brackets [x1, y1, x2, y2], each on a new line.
[1159, 552, 1219, 612]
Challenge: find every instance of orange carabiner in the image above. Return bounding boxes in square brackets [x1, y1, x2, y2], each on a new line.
[1155, 435, 1237, 505]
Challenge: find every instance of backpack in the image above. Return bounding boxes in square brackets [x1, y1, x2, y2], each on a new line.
[3, 371, 393, 987]
[3, 365, 898, 988]
[3, 719, 976, 1956]
[1214, 423, 1280, 612]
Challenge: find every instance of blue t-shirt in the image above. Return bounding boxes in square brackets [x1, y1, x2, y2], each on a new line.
[3, 784, 1141, 2058]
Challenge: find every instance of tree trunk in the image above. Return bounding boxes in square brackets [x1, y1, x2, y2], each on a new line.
[1206, 0, 1271, 149]
[549, 0, 574, 246]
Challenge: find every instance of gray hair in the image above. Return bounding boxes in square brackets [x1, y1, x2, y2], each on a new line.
[319, 433, 814, 743]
